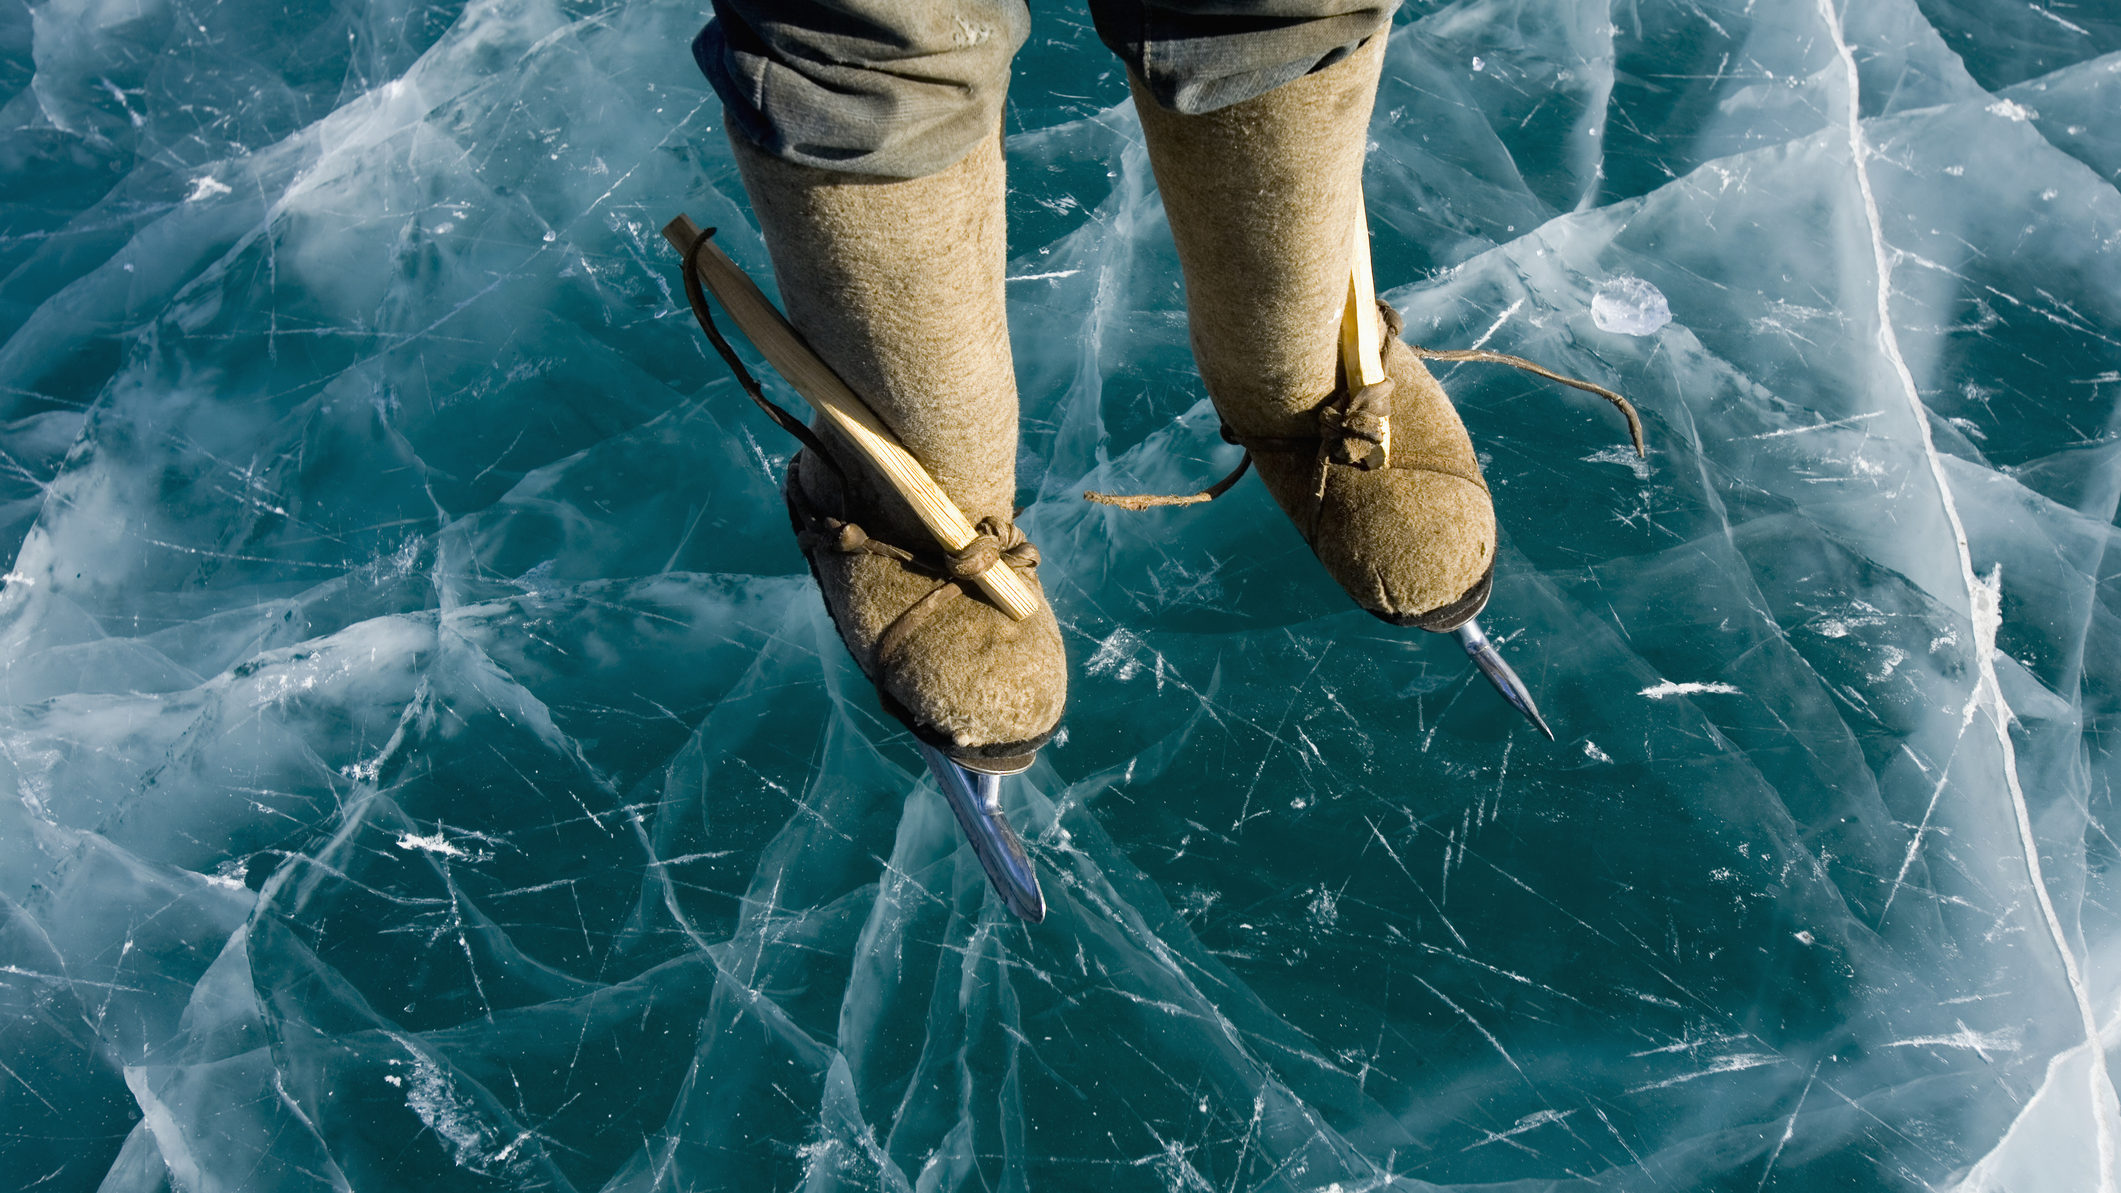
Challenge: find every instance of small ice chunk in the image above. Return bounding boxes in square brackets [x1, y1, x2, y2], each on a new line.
[1985, 99, 2036, 122]
[1591, 276, 1672, 335]
[396, 831, 468, 858]
[185, 175, 233, 202]
[1640, 680, 1742, 699]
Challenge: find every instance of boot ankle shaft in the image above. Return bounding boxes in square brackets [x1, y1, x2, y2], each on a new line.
[730, 130, 1023, 526]
[1133, 36, 1389, 438]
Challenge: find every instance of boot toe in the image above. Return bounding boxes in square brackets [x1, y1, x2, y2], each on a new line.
[1238, 326, 1499, 627]
[787, 455, 1067, 764]
[877, 583, 1068, 762]
[1316, 466, 1496, 623]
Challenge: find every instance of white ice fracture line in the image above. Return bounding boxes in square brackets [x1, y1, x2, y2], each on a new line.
[1814, 1, 2120, 1187]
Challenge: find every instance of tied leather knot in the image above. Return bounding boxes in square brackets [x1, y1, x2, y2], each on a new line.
[1321, 378, 1395, 470]
[946, 517, 1039, 579]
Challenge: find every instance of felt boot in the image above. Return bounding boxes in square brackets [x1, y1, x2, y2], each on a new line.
[1132, 34, 1498, 629]
[731, 131, 1066, 772]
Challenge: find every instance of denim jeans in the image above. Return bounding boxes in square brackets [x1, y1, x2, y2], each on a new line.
[694, 0, 1396, 178]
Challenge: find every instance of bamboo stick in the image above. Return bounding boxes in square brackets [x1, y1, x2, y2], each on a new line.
[663, 215, 1041, 622]
[1341, 193, 1388, 388]
[1340, 193, 1391, 466]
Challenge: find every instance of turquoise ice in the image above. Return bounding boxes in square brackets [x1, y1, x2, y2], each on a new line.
[1, 1, 2117, 1189]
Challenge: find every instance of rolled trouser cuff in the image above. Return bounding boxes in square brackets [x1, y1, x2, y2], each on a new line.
[694, 0, 1029, 179]
[1088, 0, 1396, 115]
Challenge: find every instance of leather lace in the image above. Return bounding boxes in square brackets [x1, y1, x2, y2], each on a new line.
[1084, 314, 1646, 511]
[791, 468, 1042, 673]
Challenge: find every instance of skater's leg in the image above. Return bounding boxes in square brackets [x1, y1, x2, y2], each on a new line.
[1108, 6, 1500, 628]
[1086, 0, 1394, 116]
[691, 1, 1065, 772]
[695, 0, 1027, 179]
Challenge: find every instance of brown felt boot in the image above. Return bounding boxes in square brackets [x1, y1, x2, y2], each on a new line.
[1132, 33, 1498, 629]
[731, 131, 1066, 772]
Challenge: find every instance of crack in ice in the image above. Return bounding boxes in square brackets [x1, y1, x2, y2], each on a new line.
[1818, 2, 2121, 1186]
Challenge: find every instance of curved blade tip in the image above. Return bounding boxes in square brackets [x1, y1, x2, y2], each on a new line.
[920, 745, 1049, 924]
[1455, 618, 1558, 741]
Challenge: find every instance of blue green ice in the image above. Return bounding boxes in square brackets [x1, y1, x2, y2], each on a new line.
[2, 1, 2118, 1189]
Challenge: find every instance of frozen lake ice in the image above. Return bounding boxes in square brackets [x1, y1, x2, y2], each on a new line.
[1, 1, 2118, 1189]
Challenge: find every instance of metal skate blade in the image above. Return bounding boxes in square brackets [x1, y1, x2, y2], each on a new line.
[918, 743, 1047, 923]
[1454, 617, 1556, 741]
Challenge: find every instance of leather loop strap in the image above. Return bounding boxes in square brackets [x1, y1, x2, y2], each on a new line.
[680, 226, 850, 484]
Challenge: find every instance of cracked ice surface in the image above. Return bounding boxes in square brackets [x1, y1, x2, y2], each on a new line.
[2, 0, 2118, 1188]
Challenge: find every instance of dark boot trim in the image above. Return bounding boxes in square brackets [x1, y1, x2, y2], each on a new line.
[1375, 560, 1493, 632]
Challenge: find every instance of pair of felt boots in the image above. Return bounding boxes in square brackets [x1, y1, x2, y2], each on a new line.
[735, 37, 1494, 778]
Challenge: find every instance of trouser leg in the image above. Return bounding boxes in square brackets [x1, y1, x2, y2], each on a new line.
[1113, 5, 1500, 626]
[1087, 0, 1395, 115]
[695, 0, 1029, 179]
